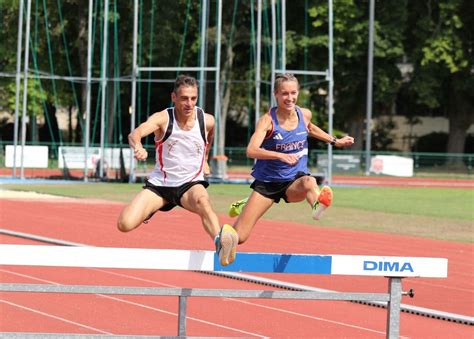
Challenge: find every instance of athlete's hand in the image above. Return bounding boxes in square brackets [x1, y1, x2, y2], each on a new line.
[134, 147, 148, 161]
[335, 136, 355, 147]
[278, 153, 299, 165]
[203, 161, 211, 176]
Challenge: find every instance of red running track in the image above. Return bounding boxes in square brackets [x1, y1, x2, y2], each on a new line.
[0, 197, 472, 337]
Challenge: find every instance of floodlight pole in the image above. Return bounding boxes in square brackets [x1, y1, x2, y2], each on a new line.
[20, 0, 32, 180]
[84, 0, 94, 182]
[129, 0, 139, 183]
[365, 0, 375, 175]
[327, 0, 334, 185]
[99, 0, 110, 179]
[212, 0, 222, 157]
[255, 0, 262, 128]
[12, 0, 24, 179]
[270, 0, 276, 106]
[281, 0, 286, 71]
[198, 0, 208, 108]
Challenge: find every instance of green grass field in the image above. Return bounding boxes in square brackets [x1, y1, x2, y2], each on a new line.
[2, 183, 473, 243]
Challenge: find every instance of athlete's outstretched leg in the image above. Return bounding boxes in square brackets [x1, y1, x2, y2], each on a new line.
[181, 184, 238, 266]
[285, 175, 333, 220]
[117, 189, 165, 232]
[312, 186, 333, 220]
[234, 191, 274, 244]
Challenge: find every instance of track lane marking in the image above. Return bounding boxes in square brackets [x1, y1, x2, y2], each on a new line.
[0, 268, 266, 337]
[0, 300, 113, 334]
[0, 268, 396, 337]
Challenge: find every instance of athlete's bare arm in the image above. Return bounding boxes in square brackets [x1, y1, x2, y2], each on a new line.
[301, 107, 355, 148]
[203, 113, 215, 176]
[246, 114, 299, 165]
[128, 110, 169, 161]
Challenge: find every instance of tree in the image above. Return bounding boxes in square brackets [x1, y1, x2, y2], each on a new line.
[307, 0, 407, 150]
[404, 0, 473, 159]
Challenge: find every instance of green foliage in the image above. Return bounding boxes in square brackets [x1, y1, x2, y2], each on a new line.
[420, 2, 468, 73]
[306, 0, 406, 134]
[6, 79, 47, 117]
[406, 0, 472, 109]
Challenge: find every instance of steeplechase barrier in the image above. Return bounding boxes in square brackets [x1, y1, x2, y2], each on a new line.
[0, 244, 448, 338]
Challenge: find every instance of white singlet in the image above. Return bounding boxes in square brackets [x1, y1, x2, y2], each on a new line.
[148, 107, 208, 187]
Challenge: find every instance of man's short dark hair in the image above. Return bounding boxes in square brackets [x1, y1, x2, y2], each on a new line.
[173, 75, 198, 93]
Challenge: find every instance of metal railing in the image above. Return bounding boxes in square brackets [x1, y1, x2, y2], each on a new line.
[0, 142, 472, 179]
[1, 278, 404, 338]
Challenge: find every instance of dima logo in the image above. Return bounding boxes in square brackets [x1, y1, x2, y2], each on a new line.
[363, 261, 414, 273]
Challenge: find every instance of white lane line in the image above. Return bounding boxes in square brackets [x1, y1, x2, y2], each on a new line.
[2, 265, 412, 337]
[98, 294, 267, 338]
[90, 268, 392, 336]
[408, 279, 474, 293]
[87, 268, 394, 336]
[230, 298, 389, 336]
[0, 268, 266, 338]
[0, 300, 113, 335]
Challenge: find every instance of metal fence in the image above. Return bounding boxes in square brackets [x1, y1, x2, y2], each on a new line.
[0, 142, 472, 180]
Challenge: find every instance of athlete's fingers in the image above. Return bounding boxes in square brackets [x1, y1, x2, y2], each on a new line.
[134, 148, 148, 161]
[203, 161, 211, 176]
[283, 153, 299, 165]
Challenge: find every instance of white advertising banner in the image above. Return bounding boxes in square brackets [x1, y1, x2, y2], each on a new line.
[370, 155, 414, 177]
[331, 255, 448, 278]
[58, 147, 132, 170]
[317, 154, 361, 173]
[5, 145, 49, 168]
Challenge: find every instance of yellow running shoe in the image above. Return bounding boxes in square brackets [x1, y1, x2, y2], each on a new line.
[312, 186, 333, 220]
[215, 224, 238, 266]
[228, 198, 248, 217]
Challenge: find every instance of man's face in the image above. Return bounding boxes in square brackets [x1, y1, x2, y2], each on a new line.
[171, 85, 198, 115]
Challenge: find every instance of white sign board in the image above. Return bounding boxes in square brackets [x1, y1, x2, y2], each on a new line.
[58, 147, 132, 170]
[331, 255, 447, 278]
[370, 155, 414, 177]
[317, 154, 361, 173]
[5, 145, 49, 168]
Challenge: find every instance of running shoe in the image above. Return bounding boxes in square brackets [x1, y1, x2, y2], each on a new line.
[228, 198, 248, 217]
[312, 186, 333, 220]
[215, 224, 238, 266]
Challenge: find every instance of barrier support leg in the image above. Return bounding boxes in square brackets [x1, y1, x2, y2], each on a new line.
[178, 295, 188, 336]
[386, 277, 402, 339]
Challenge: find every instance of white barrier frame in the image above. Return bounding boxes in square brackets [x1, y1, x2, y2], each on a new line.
[0, 244, 449, 338]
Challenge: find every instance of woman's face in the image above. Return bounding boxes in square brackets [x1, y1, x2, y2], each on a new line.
[274, 80, 299, 112]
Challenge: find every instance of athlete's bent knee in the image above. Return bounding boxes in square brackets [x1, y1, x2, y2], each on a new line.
[302, 176, 317, 191]
[194, 195, 212, 212]
[117, 218, 134, 232]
